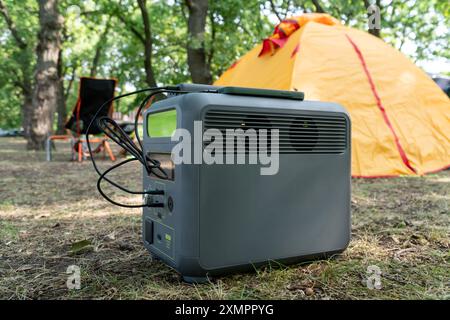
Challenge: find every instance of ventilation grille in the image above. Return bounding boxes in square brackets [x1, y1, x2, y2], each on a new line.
[203, 110, 348, 154]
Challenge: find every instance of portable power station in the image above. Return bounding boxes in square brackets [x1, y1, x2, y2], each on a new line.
[141, 84, 351, 283]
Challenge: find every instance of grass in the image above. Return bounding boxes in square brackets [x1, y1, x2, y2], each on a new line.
[0, 137, 448, 300]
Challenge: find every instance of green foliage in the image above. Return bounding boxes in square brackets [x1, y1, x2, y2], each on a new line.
[0, 0, 448, 128]
[208, 0, 272, 77]
[0, 83, 21, 128]
[0, 0, 38, 128]
[380, 0, 450, 62]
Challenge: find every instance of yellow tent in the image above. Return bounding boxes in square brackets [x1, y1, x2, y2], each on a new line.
[215, 14, 450, 177]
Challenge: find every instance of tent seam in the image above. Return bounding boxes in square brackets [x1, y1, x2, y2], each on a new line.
[345, 34, 417, 174]
[288, 27, 306, 91]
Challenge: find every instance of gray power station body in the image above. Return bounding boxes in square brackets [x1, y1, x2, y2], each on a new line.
[142, 86, 351, 283]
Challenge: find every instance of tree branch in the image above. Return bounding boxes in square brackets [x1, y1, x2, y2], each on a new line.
[0, 0, 27, 49]
[311, 0, 326, 13]
[207, 10, 216, 68]
[268, 0, 282, 22]
[363, 0, 370, 9]
[236, 17, 254, 37]
[90, 16, 112, 77]
[178, 0, 188, 22]
[65, 66, 76, 99]
[112, 10, 145, 44]
[283, 0, 292, 18]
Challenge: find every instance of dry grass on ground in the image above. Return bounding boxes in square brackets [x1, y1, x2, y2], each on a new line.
[0, 137, 449, 300]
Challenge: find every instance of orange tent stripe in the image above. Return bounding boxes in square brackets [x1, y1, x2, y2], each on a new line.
[291, 43, 300, 58]
[215, 14, 450, 176]
[345, 34, 417, 174]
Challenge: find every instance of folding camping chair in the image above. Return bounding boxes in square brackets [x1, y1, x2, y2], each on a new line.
[46, 77, 117, 162]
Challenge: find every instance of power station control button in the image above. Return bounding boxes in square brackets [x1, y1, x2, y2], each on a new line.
[167, 196, 174, 212]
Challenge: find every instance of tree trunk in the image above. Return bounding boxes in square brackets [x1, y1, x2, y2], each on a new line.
[185, 0, 212, 84]
[56, 49, 66, 134]
[28, 0, 63, 150]
[137, 0, 157, 87]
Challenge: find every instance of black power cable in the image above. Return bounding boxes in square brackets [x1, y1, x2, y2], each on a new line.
[97, 158, 163, 208]
[85, 86, 180, 207]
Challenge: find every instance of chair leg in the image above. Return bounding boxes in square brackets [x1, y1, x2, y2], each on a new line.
[78, 141, 83, 162]
[104, 141, 116, 162]
[46, 137, 52, 162]
[82, 141, 88, 161]
[102, 141, 106, 160]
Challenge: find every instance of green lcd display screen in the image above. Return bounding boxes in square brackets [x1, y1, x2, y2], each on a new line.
[147, 109, 177, 137]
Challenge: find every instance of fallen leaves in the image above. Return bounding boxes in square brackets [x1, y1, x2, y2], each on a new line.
[70, 239, 93, 255]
